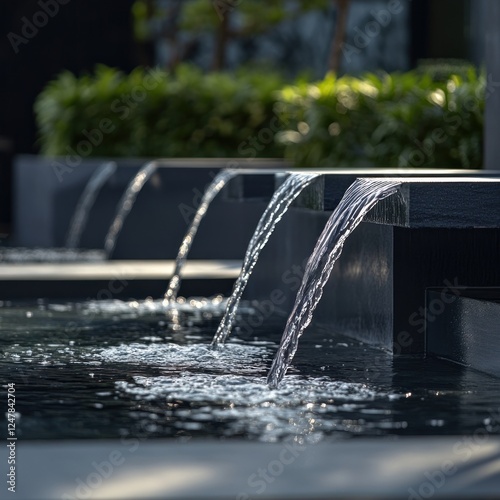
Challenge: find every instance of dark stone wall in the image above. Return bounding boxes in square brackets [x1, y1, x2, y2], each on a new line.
[245, 184, 500, 355]
[245, 210, 395, 351]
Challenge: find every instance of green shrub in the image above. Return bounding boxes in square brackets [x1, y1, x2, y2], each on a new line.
[276, 68, 484, 168]
[35, 64, 485, 168]
[35, 64, 286, 158]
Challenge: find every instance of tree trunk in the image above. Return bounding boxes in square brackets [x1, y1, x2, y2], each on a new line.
[213, 7, 231, 71]
[328, 0, 351, 74]
[165, 0, 183, 69]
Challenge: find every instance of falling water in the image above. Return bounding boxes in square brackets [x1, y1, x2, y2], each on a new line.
[65, 161, 117, 249]
[104, 161, 158, 257]
[164, 170, 238, 302]
[211, 172, 321, 346]
[267, 178, 401, 388]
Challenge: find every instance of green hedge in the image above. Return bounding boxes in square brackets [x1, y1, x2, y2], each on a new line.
[276, 68, 484, 168]
[36, 65, 485, 168]
[35, 64, 286, 158]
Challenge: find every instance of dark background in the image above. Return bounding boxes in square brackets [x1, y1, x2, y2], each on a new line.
[0, 0, 138, 234]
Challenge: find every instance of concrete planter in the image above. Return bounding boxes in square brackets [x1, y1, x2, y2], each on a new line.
[13, 155, 287, 260]
[245, 171, 500, 371]
[10, 162, 500, 377]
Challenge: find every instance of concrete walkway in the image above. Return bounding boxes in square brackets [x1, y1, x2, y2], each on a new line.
[8, 437, 500, 499]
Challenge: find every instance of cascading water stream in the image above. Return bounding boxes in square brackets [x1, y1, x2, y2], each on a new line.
[65, 161, 117, 249]
[164, 170, 238, 302]
[104, 161, 158, 257]
[267, 178, 402, 388]
[211, 172, 321, 346]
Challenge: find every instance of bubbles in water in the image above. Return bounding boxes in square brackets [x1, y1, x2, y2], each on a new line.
[97, 343, 271, 375]
[2, 297, 495, 443]
[116, 372, 386, 442]
[75, 296, 253, 318]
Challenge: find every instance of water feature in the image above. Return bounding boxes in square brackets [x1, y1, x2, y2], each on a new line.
[164, 170, 238, 302]
[2, 298, 499, 443]
[104, 161, 158, 257]
[212, 173, 321, 346]
[267, 178, 402, 388]
[65, 161, 117, 249]
[4, 168, 500, 498]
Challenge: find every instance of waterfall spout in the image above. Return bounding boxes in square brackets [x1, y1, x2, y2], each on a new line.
[104, 161, 158, 258]
[164, 170, 238, 302]
[211, 172, 321, 346]
[65, 161, 117, 249]
[267, 178, 401, 388]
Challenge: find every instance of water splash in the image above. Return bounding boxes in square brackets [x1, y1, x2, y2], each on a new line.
[99, 343, 270, 374]
[164, 170, 238, 302]
[116, 373, 381, 442]
[267, 178, 401, 388]
[65, 161, 117, 248]
[211, 173, 321, 346]
[104, 161, 158, 257]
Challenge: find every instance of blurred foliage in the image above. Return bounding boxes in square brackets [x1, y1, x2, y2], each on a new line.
[276, 66, 484, 168]
[35, 64, 286, 158]
[132, 0, 152, 42]
[181, 0, 329, 34]
[132, 0, 332, 70]
[415, 59, 476, 81]
[36, 64, 485, 168]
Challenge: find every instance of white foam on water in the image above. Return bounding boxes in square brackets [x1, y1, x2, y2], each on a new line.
[80, 296, 226, 314]
[97, 343, 271, 374]
[74, 296, 254, 319]
[116, 372, 385, 442]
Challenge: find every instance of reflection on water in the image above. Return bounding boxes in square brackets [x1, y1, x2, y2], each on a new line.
[0, 299, 499, 443]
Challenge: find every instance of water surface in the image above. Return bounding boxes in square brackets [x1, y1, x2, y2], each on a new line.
[0, 300, 498, 443]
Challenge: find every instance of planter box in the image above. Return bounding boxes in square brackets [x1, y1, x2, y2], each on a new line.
[247, 173, 500, 357]
[13, 155, 287, 260]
